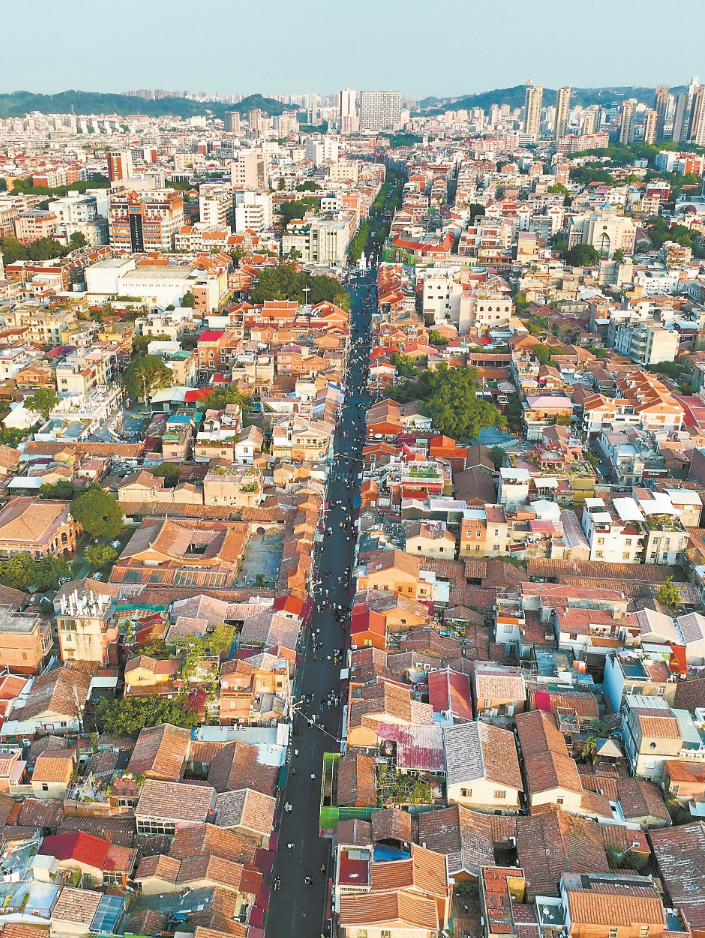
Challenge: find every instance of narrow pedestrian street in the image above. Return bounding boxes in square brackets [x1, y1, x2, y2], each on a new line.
[266, 267, 375, 938]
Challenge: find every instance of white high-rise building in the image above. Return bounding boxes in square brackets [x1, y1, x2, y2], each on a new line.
[619, 99, 636, 144]
[230, 150, 266, 190]
[523, 84, 543, 140]
[199, 185, 234, 228]
[554, 85, 571, 139]
[581, 105, 600, 135]
[340, 89, 359, 133]
[233, 191, 272, 232]
[340, 89, 356, 119]
[359, 92, 402, 132]
[305, 137, 338, 166]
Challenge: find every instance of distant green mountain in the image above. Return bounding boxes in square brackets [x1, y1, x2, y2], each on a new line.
[0, 90, 287, 120]
[426, 85, 687, 113]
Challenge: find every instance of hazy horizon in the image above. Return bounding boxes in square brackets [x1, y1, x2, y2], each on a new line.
[3, 0, 701, 99]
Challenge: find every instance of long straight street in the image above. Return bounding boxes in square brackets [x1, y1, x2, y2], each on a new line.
[266, 267, 375, 938]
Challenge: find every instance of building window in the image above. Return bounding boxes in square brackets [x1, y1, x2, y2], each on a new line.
[494, 790, 506, 799]
[640, 928, 649, 937]
[556, 798, 564, 805]
[42, 783, 49, 791]
[609, 930, 618, 938]
[460, 788, 471, 798]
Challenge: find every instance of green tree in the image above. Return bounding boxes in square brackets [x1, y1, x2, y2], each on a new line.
[123, 355, 173, 403]
[548, 183, 569, 197]
[69, 232, 87, 249]
[0, 554, 33, 590]
[612, 249, 625, 262]
[30, 555, 72, 591]
[248, 263, 349, 310]
[553, 238, 568, 258]
[533, 345, 553, 366]
[277, 177, 286, 190]
[70, 486, 124, 539]
[24, 387, 60, 421]
[594, 348, 609, 360]
[83, 545, 118, 569]
[566, 243, 600, 267]
[95, 694, 202, 736]
[181, 291, 196, 308]
[489, 446, 507, 470]
[387, 364, 499, 441]
[152, 462, 181, 488]
[296, 180, 320, 191]
[177, 624, 235, 681]
[27, 238, 66, 261]
[428, 329, 449, 346]
[649, 361, 690, 380]
[656, 575, 681, 608]
[581, 736, 598, 764]
[277, 197, 320, 227]
[0, 238, 27, 265]
[138, 639, 174, 660]
[255, 573, 267, 587]
[200, 384, 251, 412]
[132, 333, 170, 357]
[0, 552, 70, 592]
[39, 480, 77, 500]
[389, 352, 417, 378]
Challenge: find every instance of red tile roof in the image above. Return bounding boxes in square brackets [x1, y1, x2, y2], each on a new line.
[38, 831, 110, 870]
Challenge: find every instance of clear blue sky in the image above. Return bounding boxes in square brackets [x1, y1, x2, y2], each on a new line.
[4, 0, 703, 99]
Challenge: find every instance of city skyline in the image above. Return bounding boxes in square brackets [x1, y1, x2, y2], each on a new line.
[3, 0, 704, 98]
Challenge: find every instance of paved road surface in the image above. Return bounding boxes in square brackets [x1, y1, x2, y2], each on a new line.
[266, 268, 375, 938]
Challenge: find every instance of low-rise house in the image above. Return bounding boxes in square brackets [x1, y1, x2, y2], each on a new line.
[459, 507, 509, 558]
[356, 549, 431, 602]
[350, 607, 387, 650]
[0, 603, 54, 674]
[473, 662, 526, 718]
[650, 822, 705, 936]
[664, 760, 705, 804]
[127, 724, 191, 781]
[603, 644, 677, 713]
[581, 497, 645, 564]
[203, 467, 264, 508]
[124, 655, 180, 694]
[218, 654, 290, 725]
[347, 679, 434, 749]
[38, 831, 136, 888]
[56, 587, 120, 666]
[427, 668, 473, 723]
[444, 721, 523, 812]
[213, 788, 276, 845]
[403, 520, 456, 559]
[135, 779, 216, 836]
[1, 666, 91, 738]
[622, 695, 683, 780]
[498, 468, 530, 509]
[31, 749, 76, 799]
[560, 870, 666, 938]
[615, 777, 671, 829]
[0, 496, 80, 559]
[336, 750, 377, 807]
[515, 805, 610, 898]
[515, 709, 584, 813]
[479, 866, 527, 938]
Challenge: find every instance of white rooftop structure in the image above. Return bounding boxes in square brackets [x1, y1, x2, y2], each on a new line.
[613, 497, 645, 523]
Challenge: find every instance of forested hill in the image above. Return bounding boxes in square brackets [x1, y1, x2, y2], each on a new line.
[423, 85, 687, 113]
[0, 91, 286, 119]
